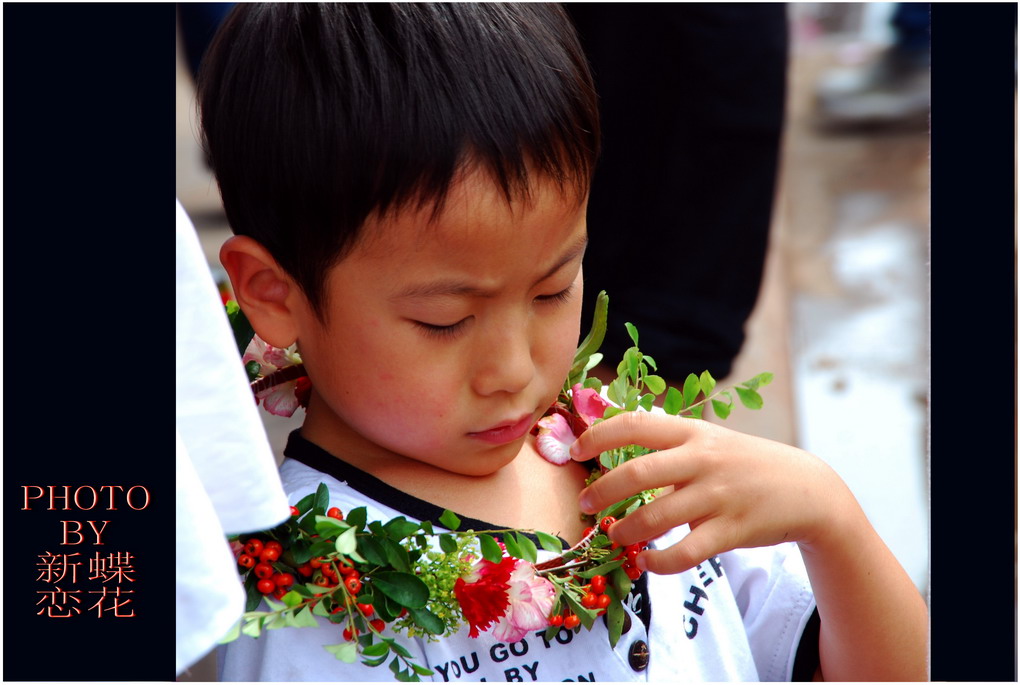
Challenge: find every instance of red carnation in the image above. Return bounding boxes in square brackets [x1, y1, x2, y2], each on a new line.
[454, 557, 516, 638]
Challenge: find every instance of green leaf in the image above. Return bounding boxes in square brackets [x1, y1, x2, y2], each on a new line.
[560, 592, 598, 630]
[513, 533, 539, 564]
[390, 641, 413, 658]
[281, 590, 304, 608]
[346, 506, 368, 529]
[313, 483, 330, 514]
[582, 352, 604, 373]
[743, 371, 774, 390]
[624, 347, 641, 383]
[241, 617, 263, 638]
[477, 534, 503, 564]
[734, 386, 763, 410]
[536, 531, 563, 554]
[418, 520, 434, 535]
[228, 305, 256, 357]
[682, 373, 701, 407]
[438, 533, 458, 554]
[643, 374, 666, 395]
[689, 405, 704, 420]
[568, 291, 609, 385]
[583, 376, 602, 392]
[605, 585, 626, 648]
[294, 492, 315, 515]
[363, 655, 389, 668]
[359, 537, 389, 567]
[263, 597, 287, 613]
[699, 370, 716, 395]
[384, 517, 421, 541]
[291, 606, 320, 628]
[610, 566, 633, 598]
[309, 540, 336, 558]
[409, 606, 445, 634]
[709, 398, 730, 419]
[663, 386, 684, 415]
[324, 641, 359, 663]
[575, 559, 624, 578]
[438, 510, 461, 531]
[291, 540, 312, 565]
[218, 620, 242, 644]
[335, 527, 358, 555]
[363, 641, 391, 657]
[411, 663, 435, 676]
[603, 405, 624, 420]
[624, 321, 639, 346]
[314, 515, 349, 536]
[607, 375, 627, 406]
[381, 538, 411, 573]
[643, 354, 657, 371]
[372, 572, 429, 609]
[502, 533, 523, 560]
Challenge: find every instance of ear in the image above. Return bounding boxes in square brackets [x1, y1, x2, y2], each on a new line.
[219, 236, 302, 349]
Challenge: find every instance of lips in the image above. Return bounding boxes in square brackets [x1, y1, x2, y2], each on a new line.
[467, 413, 536, 445]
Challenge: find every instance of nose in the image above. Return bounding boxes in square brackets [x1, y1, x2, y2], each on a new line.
[471, 316, 536, 397]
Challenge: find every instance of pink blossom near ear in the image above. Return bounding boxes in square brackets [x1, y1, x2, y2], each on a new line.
[242, 335, 302, 374]
[491, 559, 557, 643]
[258, 382, 302, 417]
[535, 414, 575, 465]
[571, 383, 611, 427]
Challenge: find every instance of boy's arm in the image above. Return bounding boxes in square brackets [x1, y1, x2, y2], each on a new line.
[569, 412, 928, 682]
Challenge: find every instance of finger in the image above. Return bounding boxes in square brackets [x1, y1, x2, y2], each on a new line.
[605, 486, 715, 547]
[570, 411, 702, 462]
[578, 448, 697, 515]
[637, 518, 731, 575]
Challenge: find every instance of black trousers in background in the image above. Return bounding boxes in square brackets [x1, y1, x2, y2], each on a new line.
[569, 4, 789, 381]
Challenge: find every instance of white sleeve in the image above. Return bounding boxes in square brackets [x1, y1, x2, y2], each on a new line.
[720, 544, 817, 681]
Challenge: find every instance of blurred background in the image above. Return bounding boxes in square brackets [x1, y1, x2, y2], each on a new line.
[177, 4, 931, 679]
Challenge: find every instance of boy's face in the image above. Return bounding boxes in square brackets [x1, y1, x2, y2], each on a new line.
[295, 168, 587, 477]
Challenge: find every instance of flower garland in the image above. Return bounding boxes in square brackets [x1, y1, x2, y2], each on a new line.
[220, 291, 773, 681]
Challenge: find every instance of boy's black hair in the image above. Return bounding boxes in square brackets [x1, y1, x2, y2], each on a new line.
[198, 3, 600, 316]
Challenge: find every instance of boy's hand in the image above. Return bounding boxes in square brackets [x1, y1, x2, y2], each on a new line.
[570, 411, 851, 575]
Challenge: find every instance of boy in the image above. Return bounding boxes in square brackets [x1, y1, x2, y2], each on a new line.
[202, 4, 927, 681]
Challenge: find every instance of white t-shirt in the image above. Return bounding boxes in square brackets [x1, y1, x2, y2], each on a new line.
[218, 433, 818, 682]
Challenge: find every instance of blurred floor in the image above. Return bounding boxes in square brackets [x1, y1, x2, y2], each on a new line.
[176, 5, 930, 679]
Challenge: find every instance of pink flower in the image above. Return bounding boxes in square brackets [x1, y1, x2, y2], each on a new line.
[571, 383, 610, 427]
[454, 557, 515, 638]
[535, 413, 576, 465]
[258, 383, 303, 417]
[491, 559, 557, 643]
[242, 335, 299, 374]
[243, 336, 306, 417]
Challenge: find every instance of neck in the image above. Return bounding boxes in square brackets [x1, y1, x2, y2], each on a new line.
[300, 406, 592, 543]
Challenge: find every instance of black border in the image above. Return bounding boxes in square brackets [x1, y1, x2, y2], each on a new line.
[929, 3, 1017, 682]
[4, 3, 176, 681]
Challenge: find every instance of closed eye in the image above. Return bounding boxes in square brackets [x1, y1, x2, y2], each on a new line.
[412, 318, 469, 340]
[535, 283, 576, 305]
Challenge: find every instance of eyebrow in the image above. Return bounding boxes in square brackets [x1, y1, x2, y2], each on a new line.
[393, 234, 589, 300]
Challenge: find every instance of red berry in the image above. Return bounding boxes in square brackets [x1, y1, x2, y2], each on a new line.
[370, 618, 386, 633]
[330, 604, 346, 615]
[259, 547, 281, 563]
[357, 602, 375, 616]
[599, 516, 616, 533]
[626, 548, 641, 566]
[327, 507, 344, 520]
[237, 554, 255, 569]
[338, 563, 357, 576]
[342, 626, 357, 641]
[272, 587, 287, 600]
[297, 564, 313, 577]
[323, 565, 338, 579]
[596, 594, 611, 609]
[254, 562, 275, 580]
[264, 540, 283, 554]
[564, 614, 580, 629]
[549, 614, 563, 627]
[582, 526, 595, 538]
[625, 566, 643, 581]
[289, 505, 300, 517]
[256, 578, 276, 594]
[272, 573, 295, 590]
[345, 577, 362, 594]
[581, 592, 597, 609]
[243, 539, 264, 557]
[590, 575, 606, 594]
